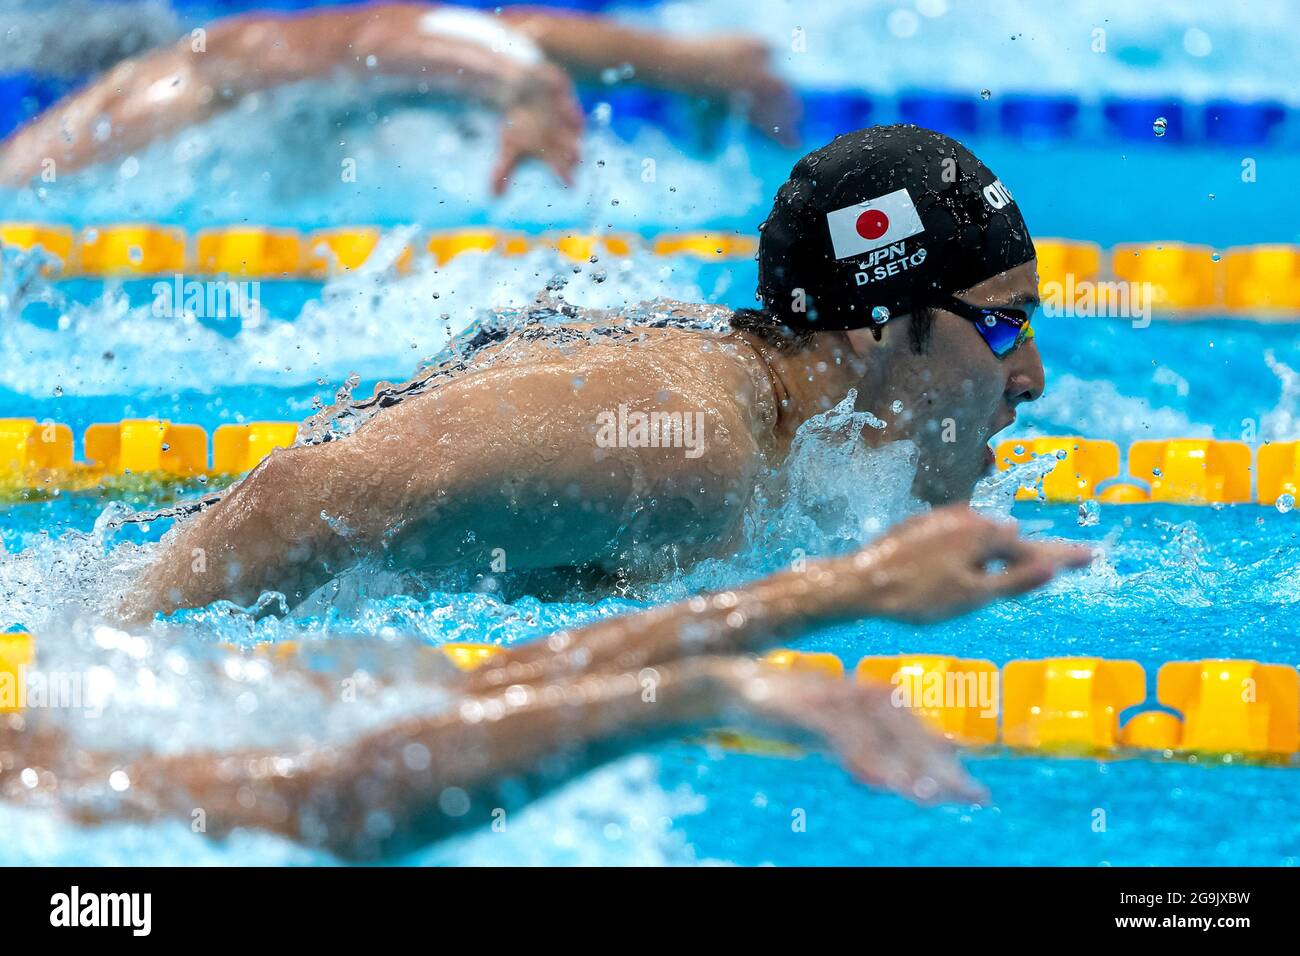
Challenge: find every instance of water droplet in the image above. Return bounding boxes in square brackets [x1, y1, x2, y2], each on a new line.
[1152, 116, 1168, 137]
[1276, 493, 1294, 514]
[890, 399, 903, 414]
[871, 306, 890, 324]
[980, 89, 991, 100]
[1077, 500, 1100, 527]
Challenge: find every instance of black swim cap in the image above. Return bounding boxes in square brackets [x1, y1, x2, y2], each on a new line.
[756, 124, 1036, 330]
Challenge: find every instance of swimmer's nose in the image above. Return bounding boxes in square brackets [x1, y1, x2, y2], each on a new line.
[1006, 340, 1045, 406]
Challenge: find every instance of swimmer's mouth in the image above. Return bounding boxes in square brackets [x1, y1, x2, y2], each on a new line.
[984, 414, 1017, 470]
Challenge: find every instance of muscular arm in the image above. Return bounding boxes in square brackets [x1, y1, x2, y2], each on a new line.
[467, 504, 1094, 690]
[0, 4, 581, 190]
[121, 334, 769, 620]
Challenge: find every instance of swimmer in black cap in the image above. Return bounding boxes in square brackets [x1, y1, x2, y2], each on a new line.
[126, 124, 1075, 622]
[739, 123, 1042, 502]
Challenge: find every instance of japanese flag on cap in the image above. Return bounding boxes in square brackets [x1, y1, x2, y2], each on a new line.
[825, 187, 925, 260]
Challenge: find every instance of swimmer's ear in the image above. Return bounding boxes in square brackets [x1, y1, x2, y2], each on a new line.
[844, 327, 879, 357]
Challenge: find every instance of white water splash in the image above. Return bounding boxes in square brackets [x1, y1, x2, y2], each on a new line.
[1260, 350, 1300, 442]
[0, 86, 763, 229]
[0, 241, 709, 397]
[632, 0, 1300, 102]
[1018, 372, 1213, 445]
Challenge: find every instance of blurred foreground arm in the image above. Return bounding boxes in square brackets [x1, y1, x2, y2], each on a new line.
[25, 506, 1086, 858]
[474, 504, 1093, 687]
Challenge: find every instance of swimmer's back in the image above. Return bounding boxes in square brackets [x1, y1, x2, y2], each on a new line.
[333, 311, 781, 572]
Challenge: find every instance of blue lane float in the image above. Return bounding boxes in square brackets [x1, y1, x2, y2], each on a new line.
[1103, 97, 1186, 142]
[799, 90, 874, 145]
[999, 94, 1081, 140]
[1204, 99, 1287, 146]
[897, 92, 980, 137]
[0, 55, 1296, 149]
[0, 73, 78, 139]
[581, 86, 696, 142]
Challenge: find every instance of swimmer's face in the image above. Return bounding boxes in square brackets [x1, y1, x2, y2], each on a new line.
[851, 259, 1045, 504]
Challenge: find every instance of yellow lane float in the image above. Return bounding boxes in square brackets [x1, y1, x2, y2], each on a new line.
[1158, 660, 1299, 755]
[652, 231, 757, 258]
[4, 220, 1300, 319]
[212, 422, 299, 474]
[426, 228, 530, 264]
[763, 649, 846, 677]
[438, 643, 504, 671]
[0, 426, 1293, 507]
[1223, 244, 1300, 313]
[1128, 438, 1252, 504]
[1120, 710, 1184, 750]
[995, 437, 1120, 502]
[856, 655, 999, 744]
[1095, 482, 1152, 504]
[84, 419, 209, 476]
[1034, 238, 1103, 294]
[1256, 441, 1300, 506]
[1002, 657, 1146, 751]
[306, 228, 411, 276]
[195, 227, 304, 278]
[0, 418, 75, 488]
[78, 224, 186, 276]
[0, 632, 34, 714]
[1111, 241, 1219, 312]
[547, 233, 636, 262]
[0, 223, 76, 275]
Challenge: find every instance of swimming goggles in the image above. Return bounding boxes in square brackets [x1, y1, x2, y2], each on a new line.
[941, 295, 1036, 357]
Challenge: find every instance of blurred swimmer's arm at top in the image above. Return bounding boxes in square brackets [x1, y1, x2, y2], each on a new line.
[0, 4, 582, 193]
[498, 6, 800, 145]
[10, 512, 1087, 858]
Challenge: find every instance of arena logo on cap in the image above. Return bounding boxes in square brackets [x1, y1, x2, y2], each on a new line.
[826, 188, 925, 260]
[982, 179, 1014, 210]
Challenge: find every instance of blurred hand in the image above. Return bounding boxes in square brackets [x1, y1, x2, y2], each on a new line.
[492, 61, 584, 195]
[811, 504, 1093, 624]
[718, 661, 984, 803]
[684, 35, 800, 147]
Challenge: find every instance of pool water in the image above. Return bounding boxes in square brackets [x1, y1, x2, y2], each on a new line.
[3, 0, 1300, 865]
